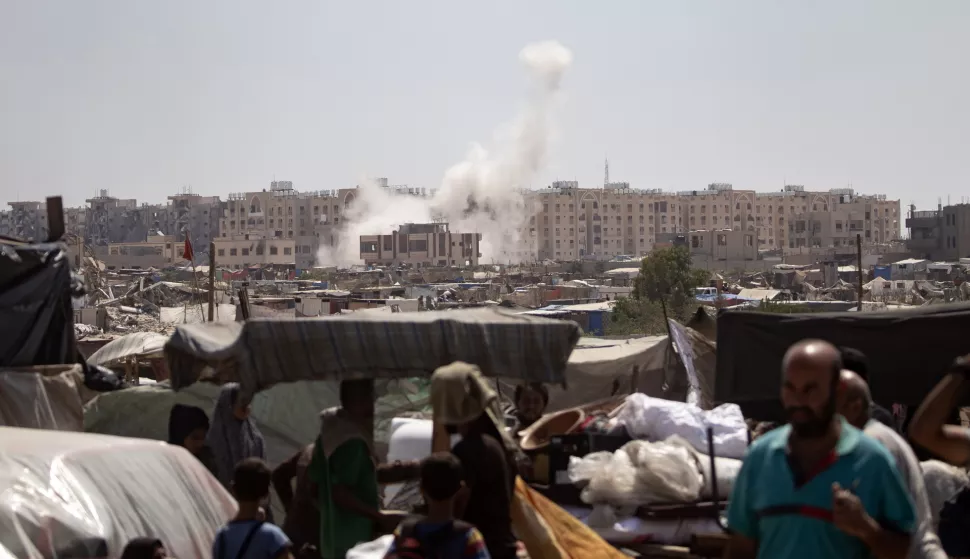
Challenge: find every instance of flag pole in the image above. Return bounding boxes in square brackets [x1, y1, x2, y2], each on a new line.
[183, 236, 207, 322]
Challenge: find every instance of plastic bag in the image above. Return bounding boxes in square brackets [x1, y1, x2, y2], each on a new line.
[577, 438, 703, 506]
[567, 451, 614, 485]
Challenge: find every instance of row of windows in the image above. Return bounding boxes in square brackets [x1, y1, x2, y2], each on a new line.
[216, 246, 293, 257]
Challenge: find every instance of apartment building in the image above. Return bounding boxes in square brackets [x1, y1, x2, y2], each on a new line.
[214, 235, 297, 270]
[6, 202, 48, 241]
[85, 191, 151, 246]
[220, 180, 359, 271]
[98, 234, 181, 269]
[524, 182, 901, 262]
[906, 203, 970, 261]
[359, 222, 482, 267]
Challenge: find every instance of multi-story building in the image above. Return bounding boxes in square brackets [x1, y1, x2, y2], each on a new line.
[220, 180, 359, 271]
[85, 191, 151, 246]
[7, 201, 48, 241]
[359, 222, 482, 267]
[213, 235, 297, 270]
[98, 234, 181, 269]
[906, 203, 970, 261]
[159, 192, 222, 247]
[522, 182, 901, 262]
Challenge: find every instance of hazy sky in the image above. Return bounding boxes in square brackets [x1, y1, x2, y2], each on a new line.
[2, 1, 968, 211]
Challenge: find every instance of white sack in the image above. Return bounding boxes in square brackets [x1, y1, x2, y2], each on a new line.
[616, 393, 748, 459]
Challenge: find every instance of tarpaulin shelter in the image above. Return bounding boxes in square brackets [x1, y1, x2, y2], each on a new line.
[0, 239, 79, 367]
[716, 304, 970, 419]
[0, 427, 234, 559]
[164, 307, 580, 395]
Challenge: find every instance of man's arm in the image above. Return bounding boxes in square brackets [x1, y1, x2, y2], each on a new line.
[375, 461, 420, 485]
[330, 441, 396, 532]
[909, 367, 970, 465]
[271, 449, 303, 511]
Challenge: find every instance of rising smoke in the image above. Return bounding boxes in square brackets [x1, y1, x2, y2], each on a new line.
[316, 40, 573, 267]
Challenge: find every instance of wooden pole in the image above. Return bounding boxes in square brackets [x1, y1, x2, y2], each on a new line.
[856, 233, 864, 311]
[237, 287, 251, 320]
[45, 196, 64, 242]
[208, 242, 216, 322]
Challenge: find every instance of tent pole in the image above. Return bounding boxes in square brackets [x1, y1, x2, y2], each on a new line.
[856, 234, 863, 311]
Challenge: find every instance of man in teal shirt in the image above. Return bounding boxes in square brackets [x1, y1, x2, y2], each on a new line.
[726, 339, 915, 559]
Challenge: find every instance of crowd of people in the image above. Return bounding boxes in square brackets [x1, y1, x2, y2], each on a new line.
[141, 362, 544, 559]
[726, 339, 970, 559]
[131, 340, 970, 559]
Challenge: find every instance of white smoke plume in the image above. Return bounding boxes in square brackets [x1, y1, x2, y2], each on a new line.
[316, 40, 573, 267]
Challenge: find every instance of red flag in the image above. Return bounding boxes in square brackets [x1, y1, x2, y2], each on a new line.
[183, 237, 194, 261]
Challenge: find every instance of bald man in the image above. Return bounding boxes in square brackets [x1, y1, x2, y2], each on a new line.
[838, 370, 946, 559]
[726, 339, 916, 559]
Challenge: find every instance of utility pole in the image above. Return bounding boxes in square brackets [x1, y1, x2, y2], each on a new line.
[856, 233, 863, 311]
[208, 241, 216, 321]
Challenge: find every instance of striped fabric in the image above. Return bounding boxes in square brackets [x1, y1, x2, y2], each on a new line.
[165, 307, 580, 395]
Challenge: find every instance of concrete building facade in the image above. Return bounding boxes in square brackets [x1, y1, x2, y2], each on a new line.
[213, 235, 297, 269]
[98, 234, 180, 269]
[360, 222, 482, 267]
[523, 182, 901, 263]
[906, 203, 970, 261]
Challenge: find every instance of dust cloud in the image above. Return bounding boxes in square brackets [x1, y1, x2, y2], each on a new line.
[316, 40, 573, 267]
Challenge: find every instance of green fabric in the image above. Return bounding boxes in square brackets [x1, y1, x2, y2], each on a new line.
[308, 437, 378, 559]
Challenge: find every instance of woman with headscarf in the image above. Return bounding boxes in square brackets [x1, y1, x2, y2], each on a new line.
[167, 403, 218, 477]
[431, 362, 521, 559]
[207, 383, 266, 488]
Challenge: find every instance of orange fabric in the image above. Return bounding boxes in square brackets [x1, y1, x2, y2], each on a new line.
[510, 477, 627, 559]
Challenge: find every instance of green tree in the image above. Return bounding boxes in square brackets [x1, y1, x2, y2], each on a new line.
[633, 246, 709, 307]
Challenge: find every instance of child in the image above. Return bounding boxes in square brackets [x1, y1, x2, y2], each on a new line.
[384, 453, 491, 559]
[212, 458, 294, 559]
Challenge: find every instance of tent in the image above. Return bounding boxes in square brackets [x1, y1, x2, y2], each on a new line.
[716, 303, 970, 417]
[83, 378, 432, 521]
[0, 364, 95, 430]
[500, 320, 717, 412]
[164, 307, 579, 395]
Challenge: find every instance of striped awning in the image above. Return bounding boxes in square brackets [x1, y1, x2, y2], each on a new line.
[165, 307, 579, 395]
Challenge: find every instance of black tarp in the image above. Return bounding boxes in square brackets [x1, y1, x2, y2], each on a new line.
[0, 240, 79, 366]
[715, 304, 970, 419]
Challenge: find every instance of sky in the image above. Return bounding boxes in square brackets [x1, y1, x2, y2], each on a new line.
[2, 0, 968, 212]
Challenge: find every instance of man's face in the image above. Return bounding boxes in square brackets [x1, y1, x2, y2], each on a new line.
[782, 359, 836, 438]
[517, 387, 546, 423]
[346, 385, 375, 423]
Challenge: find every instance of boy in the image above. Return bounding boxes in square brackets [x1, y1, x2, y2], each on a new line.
[384, 453, 491, 559]
[213, 458, 295, 559]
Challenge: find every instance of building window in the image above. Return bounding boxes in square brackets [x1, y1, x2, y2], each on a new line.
[270, 246, 278, 255]
[242, 248, 249, 256]
[284, 247, 293, 255]
[230, 248, 237, 256]
[218, 249, 225, 256]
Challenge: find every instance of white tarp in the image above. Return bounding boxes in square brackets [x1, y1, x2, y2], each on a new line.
[0, 365, 94, 431]
[87, 332, 169, 367]
[0, 427, 235, 559]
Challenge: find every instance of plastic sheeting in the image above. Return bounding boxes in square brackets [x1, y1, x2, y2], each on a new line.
[567, 437, 704, 506]
[615, 393, 748, 459]
[0, 427, 235, 559]
[84, 379, 432, 521]
[87, 333, 168, 367]
[0, 365, 94, 430]
[0, 240, 80, 367]
[715, 303, 970, 409]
